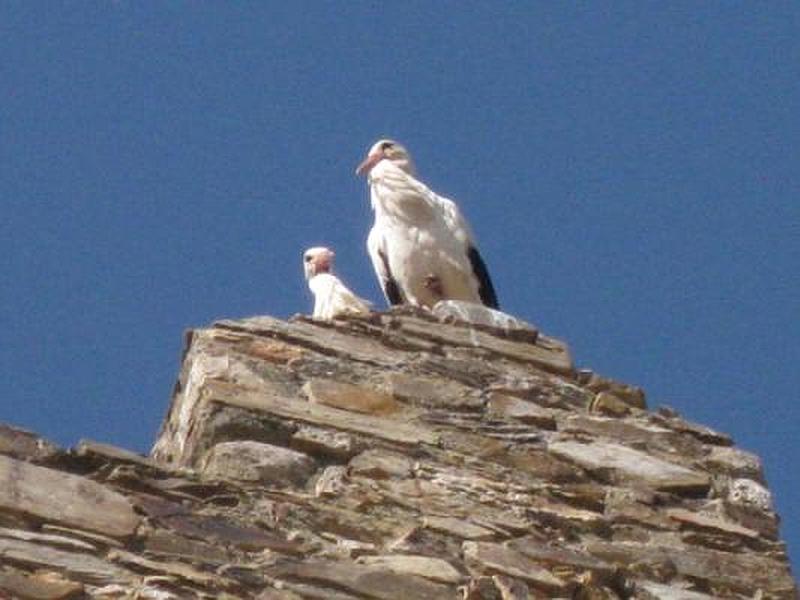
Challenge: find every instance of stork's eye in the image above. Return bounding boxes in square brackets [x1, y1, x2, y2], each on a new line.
[380, 141, 394, 151]
[304, 255, 313, 262]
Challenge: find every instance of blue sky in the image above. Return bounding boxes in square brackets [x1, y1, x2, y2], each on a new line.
[2, 3, 797, 572]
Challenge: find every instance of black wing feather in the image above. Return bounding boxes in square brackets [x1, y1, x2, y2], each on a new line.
[378, 249, 403, 306]
[467, 246, 499, 309]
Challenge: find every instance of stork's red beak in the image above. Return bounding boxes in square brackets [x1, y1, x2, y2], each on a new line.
[355, 151, 383, 176]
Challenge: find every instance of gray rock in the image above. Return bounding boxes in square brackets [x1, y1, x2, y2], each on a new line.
[727, 477, 773, 511]
[202, 440, 316, 486]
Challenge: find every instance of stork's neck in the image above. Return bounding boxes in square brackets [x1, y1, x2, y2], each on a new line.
[308, 272, 336, 294]
[368, 157, 416, 182]
[368, 166, 437, 225]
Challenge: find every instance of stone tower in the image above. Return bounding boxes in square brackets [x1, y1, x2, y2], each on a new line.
[0, 308, 795, 598]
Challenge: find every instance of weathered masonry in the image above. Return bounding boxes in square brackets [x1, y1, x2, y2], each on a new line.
[0, 308, 795, 598]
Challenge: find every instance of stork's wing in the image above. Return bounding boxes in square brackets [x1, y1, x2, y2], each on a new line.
[436, 195, 499, 309]
[367, 225, 403, 306]
[466, 245, 498, 308]
[329, 277, 372, 314]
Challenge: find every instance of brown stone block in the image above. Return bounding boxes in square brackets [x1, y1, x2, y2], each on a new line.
[303, 379, 401, 415]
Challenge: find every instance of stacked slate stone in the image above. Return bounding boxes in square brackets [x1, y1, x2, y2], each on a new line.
[0, 308, 795, 599]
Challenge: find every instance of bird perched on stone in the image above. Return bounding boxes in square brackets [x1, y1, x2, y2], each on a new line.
[356, 139, 498, 310]
[303, 246, 371, 319]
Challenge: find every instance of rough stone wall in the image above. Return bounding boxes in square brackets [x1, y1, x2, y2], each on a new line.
[0, 308, 795, 599]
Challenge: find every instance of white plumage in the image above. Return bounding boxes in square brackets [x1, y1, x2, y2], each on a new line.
[303, 247, 370, 319]
[356, 139, 498, 309]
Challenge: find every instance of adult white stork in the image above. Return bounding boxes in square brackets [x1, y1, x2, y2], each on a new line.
[356, 139, 498, 309]
[303, 247, 371, 319]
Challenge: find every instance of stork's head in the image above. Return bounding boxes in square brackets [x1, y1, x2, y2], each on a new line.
[356, 139, 416, 177]
[303, 246, 335, 280]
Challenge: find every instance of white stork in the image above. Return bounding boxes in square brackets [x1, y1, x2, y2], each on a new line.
[356, 139, 498, 309]
[303, 246, 371, 319]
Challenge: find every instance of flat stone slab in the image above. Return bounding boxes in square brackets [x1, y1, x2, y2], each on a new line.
[160, 513, 302, 554]
[266, 561, 454, 600]
[349, 449, 413, 480]
[0, 538, 132, 585]
[209, 381, 439, 447]
[109, 548, 230, 587]
[667, 507, 760, 539]
[507, 535, 614, 576]
[356, 554, 464, 584]
[547, 440, 710, 492]
[463, 541, 566, 592]
[0, 526, 96, 553]
[388, 314, 573, 375]
[75, 439, 160, 470]
[143, 529, 230, 565]
[216, 317, 413, 368]
[0, 455, 140, 538]
[423, 516, 496, 541]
